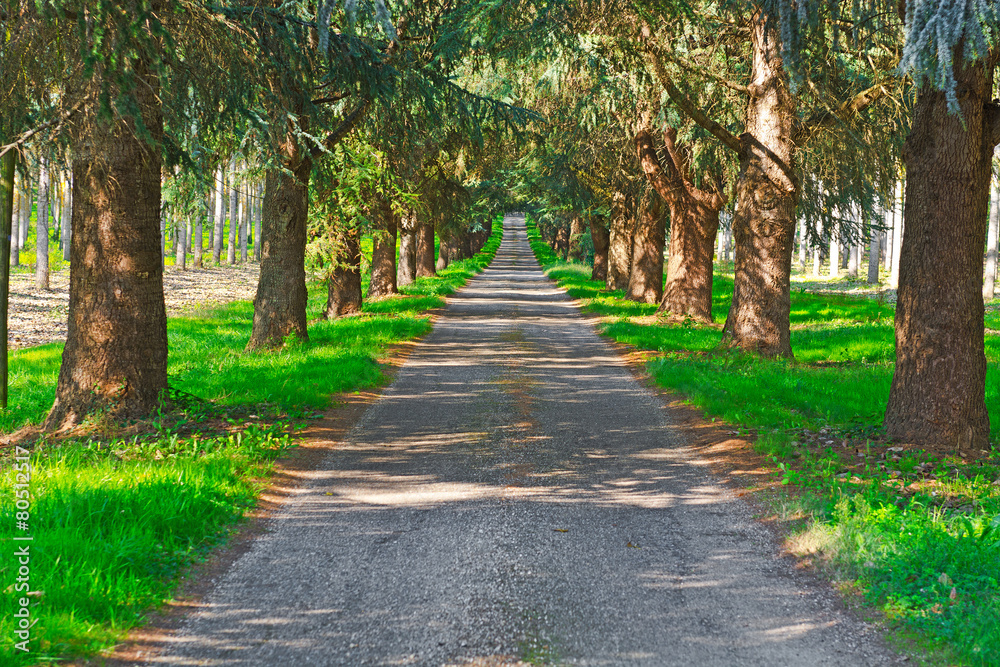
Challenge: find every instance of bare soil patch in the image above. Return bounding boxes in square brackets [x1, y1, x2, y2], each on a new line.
[8, 264, 260, 349]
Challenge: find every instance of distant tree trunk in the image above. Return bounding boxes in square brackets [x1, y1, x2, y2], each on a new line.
[247, 135, 311, 349]
[397, 210, 417, 286]
[607, 190, 634, 291]
[254, 182, 263, 262]
[848, 217, 860, 278]
[0, 142, 13, 407]
[18, 173, 30, 251]
[985, 171, 999, 301]
[720, 10, 798, 357]
[889, 179, 904, 288]
[368, 197, 398, 299]
[590, 215, 609, 282]
[436, 237, 450, 271]
[626, 190, 665, 304]
[884, 54, 997, 452]
[227, 159, 238, 265]
[60, 171, 72, 262]
[174, 211, 186, 270]
[636, 126, 723, 321]
[553, 224, 569, 260]
[797, 218, 807, 272]
[828, 224, 839, 278]
[325, 225, 362, 318]
[35, 156, 50, 289]
[568, 214, 586, 262]
[240, 188, 249, 263]
[213, 165, 225, 263]
[46, 62, 168, 429]
[867, 221, 880, 284]
[456, 227, 473, 260]
[194, 192, 206, 268]
[416, 219, 436, 277]
[10, 178, 19, 267]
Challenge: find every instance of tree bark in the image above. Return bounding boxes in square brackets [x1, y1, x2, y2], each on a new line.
[436, 237, 450, 271]
[884, 55, 997, 452]
[590, 215, 609, 282]
[554, 224, 569, 260]
[46, 62, 168, 429]
[325, 224, 362, 318]
[626, 190, 665, 304]
[416, 219, 436, 277]
[368, 196, 398, 299]
[35, 156, 50, 289]
[985, 169, 998, 300]
[720, 10, 798, 357]
[397, 210, 417, 286]
[606, 190, 634, 291]
[247, 149, 311, 349]
[636, 127, 723, 322]
[568, 214, 586, 262]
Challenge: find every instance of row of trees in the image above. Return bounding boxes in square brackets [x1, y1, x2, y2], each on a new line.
[502, 0, 998, 452]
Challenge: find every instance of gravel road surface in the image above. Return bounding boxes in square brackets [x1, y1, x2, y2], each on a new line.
[144, 216, 902, 666]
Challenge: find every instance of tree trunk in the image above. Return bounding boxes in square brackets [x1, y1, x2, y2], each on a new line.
[985, 169, 999, 300]
[626, 190, 665, 304]
[828, 225, 839, 278]
[606, 190, 634, 291]
[227, 159, 238, 265]
[247, 155, 311, 349]
[889, 179, 904, 288]
[436, 237, 450, 271]
[590, 215, 609, 282]
[194, 192, 206, 268]
[46, 64, 168, 429]
[10, 177, 19, 267]
[35, 156, 50, 289]
[867, 220, 880, 284]
[397, 210, 417, 286]
[797, 217, 807, 272]
[254, 182, 263, 261]
[0, 139, 14, 407]
[554, 224, 569, 260]
[240, 187, 249, 263]
[636, 127, 723, 322]
[325, 224, 362, 318]
[884, 56, 997, 452]
[568, 214, 586, 262]
[720, 10, 797, 357]
[18, 173, 30, 251]
[416, 219, 436, 277]
[61, 170, 72, 262]
[174, 210, 186, 270]
[368, 197, 398, 299]
[213, 165, 225, 263]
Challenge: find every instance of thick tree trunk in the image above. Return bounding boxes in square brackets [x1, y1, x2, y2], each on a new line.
[416, 220, 436, 277]
[590, 216, 609, 282]
[569, 214, 586, 262]
[247, 151, 311, 349]
[626, 191, 665, 303]
[720, 11, 798, 357]
[325, 225, 362, 318]
[368, 197, 398, 299]
[884, 57, 997, 452]
[46, 65, 168, 429]
[636, 127, 723, 322]
[35, 156, 50, 289]
[397, 210, 417, 286]
[607, 191, 634, 291]
[985, 171, 998, 300]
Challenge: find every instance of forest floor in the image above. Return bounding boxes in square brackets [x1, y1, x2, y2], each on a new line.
[7, 264, 260, 349]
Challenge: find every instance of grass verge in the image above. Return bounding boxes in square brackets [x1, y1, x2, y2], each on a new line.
[0, 219, 503, 665]
[526, 215, 1000, 666]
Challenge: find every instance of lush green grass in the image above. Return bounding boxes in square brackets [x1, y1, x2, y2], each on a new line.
[526, 216, 1000, 665]
[0, 219, 503, 665]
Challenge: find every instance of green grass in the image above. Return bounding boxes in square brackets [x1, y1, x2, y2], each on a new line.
[0, 219, 503, 665]
[526, 215, 1000, 665]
